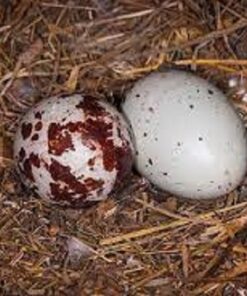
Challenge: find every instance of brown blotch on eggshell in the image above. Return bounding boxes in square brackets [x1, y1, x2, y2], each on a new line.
[48, 122, 75, 156]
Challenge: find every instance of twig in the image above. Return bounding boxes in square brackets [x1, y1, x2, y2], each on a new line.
[100, 201, 247, 246]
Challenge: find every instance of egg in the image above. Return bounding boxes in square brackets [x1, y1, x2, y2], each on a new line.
[14, 94, 134, 207]
[122, 70, 247, 199]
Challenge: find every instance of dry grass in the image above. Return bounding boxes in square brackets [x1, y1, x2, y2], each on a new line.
[1, 0, 247, 295]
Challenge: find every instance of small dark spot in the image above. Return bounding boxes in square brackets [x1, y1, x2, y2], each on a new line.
[136, 151, 139, 156]
[88, 157, 96, 167]
[224, 170, 230, 176]
[31, 134, 39, 141]
[35, 121, 43, 131]
[155, 137, 158, 141]
[21, 122, 32, 140]
[163, 172, 168, 176]
[208, 89, 214, 95]
[228, 182, 232, 187]
[198, 137, 203, 141]
[136, 94, 140, 98]
[218, 185, 222, 190]
[148, 107, 154, 113]
[148, 158, 153, 165]
[197, 189, 202, 192]
[117, 127, 121, 138]
[143, 132, 148, 137]
[19, 147, 26, 161]
[189, 104, 194, 109]
[197, 89, 200, 93]
[177, 142, 182, 146]
[34, 112, 42, 119]
[210, 181, 214, 184]
[62, 118, 66, 122]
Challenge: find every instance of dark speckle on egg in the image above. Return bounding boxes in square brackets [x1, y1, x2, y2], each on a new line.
[88, 157, 96, 167]
[35, 121, 43, 131]
[19, 147, 26, 161]
[224, 170, 230, 175]
[35, 112, 42, 119]
[31, 134, 39, 141]
[21, 122, 32, 140]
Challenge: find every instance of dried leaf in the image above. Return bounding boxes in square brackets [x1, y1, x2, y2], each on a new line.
[67, 236, 94, 263]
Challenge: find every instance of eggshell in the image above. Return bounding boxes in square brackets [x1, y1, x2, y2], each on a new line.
[122, 70, 247, 199]
[14, 94, 134, 207]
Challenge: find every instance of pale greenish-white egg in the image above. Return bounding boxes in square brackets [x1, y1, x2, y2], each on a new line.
[122, 70, 247, 199]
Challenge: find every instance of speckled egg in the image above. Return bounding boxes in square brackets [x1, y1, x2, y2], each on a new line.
[122, 70, 247, 199]
[14, 94, 134, 207]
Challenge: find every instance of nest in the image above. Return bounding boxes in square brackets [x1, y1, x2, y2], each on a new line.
[1, 1, 247, 295]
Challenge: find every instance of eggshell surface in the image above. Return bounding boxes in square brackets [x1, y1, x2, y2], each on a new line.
[122, 70, 247, 199]
[14, 94, 134, 207]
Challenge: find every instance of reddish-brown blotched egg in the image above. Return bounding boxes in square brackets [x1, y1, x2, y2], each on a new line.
[14, 94, 134, 207]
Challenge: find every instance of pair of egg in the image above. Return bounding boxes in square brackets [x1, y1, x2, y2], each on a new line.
[14, 70, 247, 207]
